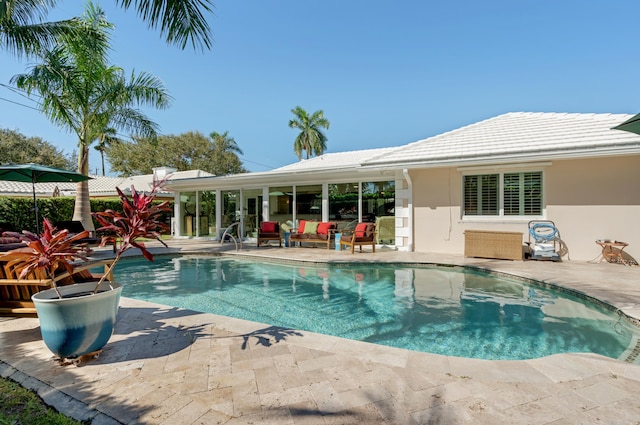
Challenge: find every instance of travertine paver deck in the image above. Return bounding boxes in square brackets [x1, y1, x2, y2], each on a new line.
[1, 239, 640, 424]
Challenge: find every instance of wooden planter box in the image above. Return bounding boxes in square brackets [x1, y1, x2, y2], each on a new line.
[464, 230, 523, 261]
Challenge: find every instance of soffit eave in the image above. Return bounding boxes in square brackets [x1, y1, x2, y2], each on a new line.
[358, 146, 640, 171]
[164, 167, 397, 192]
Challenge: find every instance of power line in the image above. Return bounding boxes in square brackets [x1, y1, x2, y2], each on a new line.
[239, 156, 276, 170]
[0, 84, 279, 171]
[0, 95, 40, 111]
[0, 83, 42, 111]
[0, 82, 42, 100]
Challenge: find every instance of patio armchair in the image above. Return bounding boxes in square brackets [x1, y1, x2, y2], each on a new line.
[257, 221, 281, 247]
[0, 253, 114, 314]
[54, 221, 115, 252]
[340, 222, 376, 253]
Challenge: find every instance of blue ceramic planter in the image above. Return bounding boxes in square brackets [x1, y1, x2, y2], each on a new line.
[32, 281, 122, 359]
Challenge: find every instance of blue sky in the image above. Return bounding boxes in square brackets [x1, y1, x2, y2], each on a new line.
[1, 0, 640, 174]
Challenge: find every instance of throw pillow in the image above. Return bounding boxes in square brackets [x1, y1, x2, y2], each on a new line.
[262, 222, 276, 233]
[297, 220, 306, 234]
[317, 222, 332, 235]
[355, 223, 368, 237]
[303, 221, 319, 234]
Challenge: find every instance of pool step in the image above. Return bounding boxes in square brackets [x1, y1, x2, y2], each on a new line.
[621, 334, 640, 364]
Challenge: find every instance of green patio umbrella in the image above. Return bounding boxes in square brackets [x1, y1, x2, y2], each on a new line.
[0, 164, 91, 234]
[611, 113, 640, 135]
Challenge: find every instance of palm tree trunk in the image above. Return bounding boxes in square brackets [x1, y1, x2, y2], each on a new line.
[72, 144, 95, 232]
[72, 180, 94, 231]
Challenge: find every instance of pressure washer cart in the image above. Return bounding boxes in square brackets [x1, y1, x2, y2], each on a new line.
[526, 220, 561, 261]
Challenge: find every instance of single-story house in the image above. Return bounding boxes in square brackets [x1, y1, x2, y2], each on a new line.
[0, 167, 212, 200]
[164, 112, 640, 262]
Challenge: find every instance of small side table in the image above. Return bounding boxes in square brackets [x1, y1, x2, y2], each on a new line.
[595, 240, 629, 265]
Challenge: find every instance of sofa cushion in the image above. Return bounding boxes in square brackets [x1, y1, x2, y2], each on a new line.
[0, 236, 21, 244]
[297, 220, 306, 234]
[317, 222, 332, 235]
[303, 221, 319, 234]
[262, 221, 276, 233]
[355, 223, 368, 237]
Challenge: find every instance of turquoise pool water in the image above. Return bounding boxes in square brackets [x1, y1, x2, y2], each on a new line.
[116, 255, 639, 360]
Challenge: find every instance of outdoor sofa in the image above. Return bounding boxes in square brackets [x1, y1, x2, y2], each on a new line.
[290, 220, 337, 249]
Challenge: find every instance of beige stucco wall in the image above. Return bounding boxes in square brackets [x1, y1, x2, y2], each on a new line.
[410, 155, 640, 262]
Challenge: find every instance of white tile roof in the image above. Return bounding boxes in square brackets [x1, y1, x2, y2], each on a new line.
[0, 176, 121, 197]
[118, 169, 213, 193]
[273, 147, 399, 172]
[362, 112, 640, 168]
[0, 169, 213, 198]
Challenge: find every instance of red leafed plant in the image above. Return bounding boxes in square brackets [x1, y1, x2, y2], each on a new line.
[3, 219, 90, 298]
[91, 180, 171, 293]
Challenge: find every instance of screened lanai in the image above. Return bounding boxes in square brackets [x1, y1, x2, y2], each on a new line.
[163, 148, 409, 249]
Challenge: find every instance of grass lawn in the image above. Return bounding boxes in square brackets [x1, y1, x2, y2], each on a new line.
[0, 376, 81, 425]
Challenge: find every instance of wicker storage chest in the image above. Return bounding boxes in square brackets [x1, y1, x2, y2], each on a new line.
[464, 230, 524, 261]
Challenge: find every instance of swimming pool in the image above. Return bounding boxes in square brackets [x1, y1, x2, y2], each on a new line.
[115, 255, 639, 361]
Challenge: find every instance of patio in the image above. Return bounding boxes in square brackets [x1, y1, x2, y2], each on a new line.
[1, 239, 640, 424]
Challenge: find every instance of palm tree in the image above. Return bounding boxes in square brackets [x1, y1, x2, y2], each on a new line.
[12, 3, 172, 231]
[1, 0, 213, 55]
[210, 130, 243, 156]
[209, 131, 246, 175]
[94, 127, 121, 176]
[288, 106, 330, 160]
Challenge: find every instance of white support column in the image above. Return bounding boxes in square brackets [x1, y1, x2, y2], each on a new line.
[173, 192, 181, 237]
[262, 187, 270, 222]
[239, 189, 245, 238]
[322, 183, 329, 222]
[292, 186, 297, 225]
[195, 192, 200, 238]
[215, 190, 222, 240]
[401, 169, 414, 252]
[357, 182, 363, 222]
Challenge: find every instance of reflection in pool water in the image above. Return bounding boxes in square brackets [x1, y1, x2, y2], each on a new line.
[116, 255, 639, 360]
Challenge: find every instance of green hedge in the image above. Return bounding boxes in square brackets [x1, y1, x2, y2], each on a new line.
[0, 196, 174, 234]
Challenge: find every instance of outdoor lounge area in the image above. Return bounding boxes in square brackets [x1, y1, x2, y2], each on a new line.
[1, 239, 639, 424]
[165, 113, 640, 264]
[1, 112, 640, 424]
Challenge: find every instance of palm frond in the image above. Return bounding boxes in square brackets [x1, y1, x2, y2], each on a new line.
[115, 0, 214, 51]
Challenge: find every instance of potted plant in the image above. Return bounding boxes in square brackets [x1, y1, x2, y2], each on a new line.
[8, 181, 170, 361]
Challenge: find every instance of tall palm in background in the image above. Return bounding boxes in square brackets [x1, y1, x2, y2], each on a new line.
[1, 0, 214, 55]
[94, 127, 121, 176]
[289, 106, 330, 160]
[12, 3, 172, 231]
[209, 130, 246, 175]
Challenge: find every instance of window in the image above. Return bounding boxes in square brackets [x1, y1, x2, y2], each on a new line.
[463, 171, 542, 217]
[463, 174, 498, 216]
[503, 172, 542, 216]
